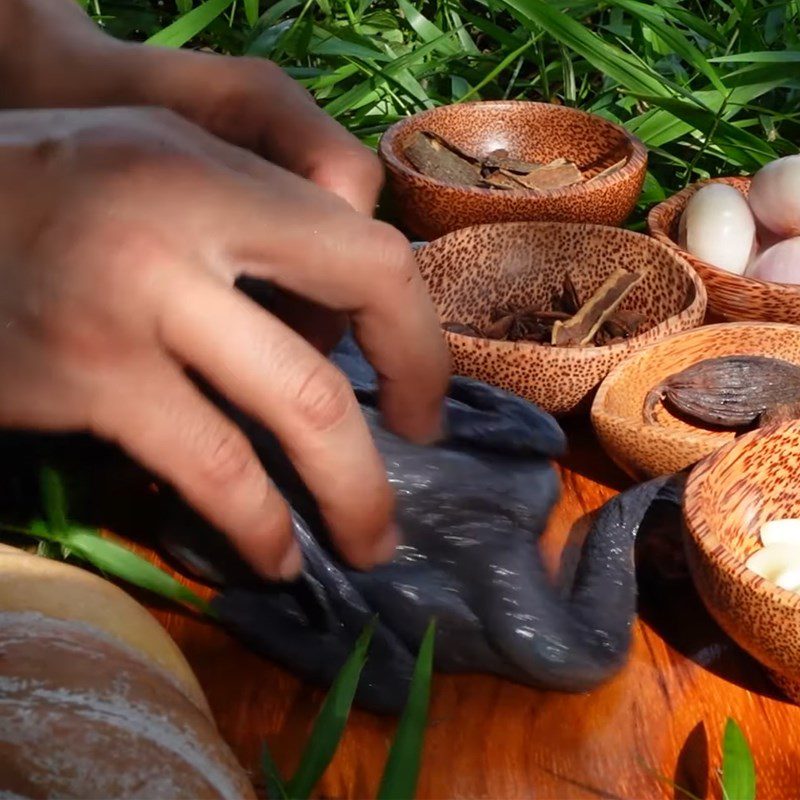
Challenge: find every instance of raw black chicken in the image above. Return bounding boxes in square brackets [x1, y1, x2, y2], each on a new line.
[159, 335, 676, 713]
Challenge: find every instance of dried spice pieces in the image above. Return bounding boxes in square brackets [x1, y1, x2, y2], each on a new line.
[643, 355, 800, 429]
[403, 131, 626, 192]
[551, 269, 641, 346]
[442, 270, 645, 347]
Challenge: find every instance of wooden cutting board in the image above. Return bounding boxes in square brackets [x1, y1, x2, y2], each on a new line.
[144, 417, 800, 799]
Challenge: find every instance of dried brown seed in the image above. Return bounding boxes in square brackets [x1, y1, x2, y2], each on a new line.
[643, 355, 800, 428]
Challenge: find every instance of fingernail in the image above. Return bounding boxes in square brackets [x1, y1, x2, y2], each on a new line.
[278, 542, 304, 581]
[373, 523, 401, 564]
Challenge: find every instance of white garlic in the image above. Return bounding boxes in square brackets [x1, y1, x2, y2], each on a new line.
[760, 518, 800, 547]
[745, 236, 800, 284]
[748, 155, 800, 238]
[679, 184, 756, 274]
[746, 542, 800, 588]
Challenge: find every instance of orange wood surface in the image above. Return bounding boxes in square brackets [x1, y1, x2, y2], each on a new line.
[145, 418, 800, 799]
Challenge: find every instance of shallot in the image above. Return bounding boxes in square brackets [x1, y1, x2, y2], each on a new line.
[746, 236, 800, 284]
[748, 155, 800, 238]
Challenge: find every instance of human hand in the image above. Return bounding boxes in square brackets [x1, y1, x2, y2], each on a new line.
[0, 107, 449, 578]
[2, 0, 382, 212]
[2, 0, 387, 352]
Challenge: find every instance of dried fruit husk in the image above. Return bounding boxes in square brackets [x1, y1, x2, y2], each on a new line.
[643, 355, 800, 429]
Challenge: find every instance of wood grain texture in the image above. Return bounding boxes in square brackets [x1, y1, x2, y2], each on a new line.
[144, 418, 800, 800]
[648, 176, 800, 324]
[592, 322, 800, 481]
[416, 223, 706, 416]
[379, 101, 648, 240]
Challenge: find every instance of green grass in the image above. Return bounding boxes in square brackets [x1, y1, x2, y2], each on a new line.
[72, 0, 800, 217]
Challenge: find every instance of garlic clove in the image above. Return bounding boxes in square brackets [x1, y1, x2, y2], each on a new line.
[679, 184, 756, 274]
[775, 566, 800, 592]
[745, 236, 800, 284]
[746, 542, 800, 584]
[748, 155, 800, 238]
[760, 518, 800, 547]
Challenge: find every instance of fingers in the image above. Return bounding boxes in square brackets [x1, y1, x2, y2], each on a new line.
[180, 166, 449, 443]
[249, 286, 349, 356]
[129, 48, 383, 213]
[61, 103, 449, 445]
[104, 134, 450, 444]
[158, 272, 398, 570]
[89, 358, 302, 580]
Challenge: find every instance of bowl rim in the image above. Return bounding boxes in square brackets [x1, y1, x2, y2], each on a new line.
[591, 321, 800, 445]
[415, 219, 707, 357]
[684, 417, 800, 609]
[647, 175, 800, 298]
[379, 100, 648, 199]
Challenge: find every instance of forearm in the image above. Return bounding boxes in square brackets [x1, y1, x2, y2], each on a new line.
[0, 0, 134, 109]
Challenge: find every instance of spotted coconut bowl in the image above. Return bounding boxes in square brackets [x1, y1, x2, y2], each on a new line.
[648, 176, 800, 323]
[415, 221, 707, 416]
[684, 419, 800, 703]
[380, 101, 648, 241]
[592, 322, 800, 480]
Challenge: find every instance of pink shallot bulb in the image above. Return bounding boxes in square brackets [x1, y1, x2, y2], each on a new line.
[748, 155, 800, 238]
[746, 236, 800, 284]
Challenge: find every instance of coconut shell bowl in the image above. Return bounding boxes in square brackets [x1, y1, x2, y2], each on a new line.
[684, 419, 800, 703]
[591, 322, 800, 480]
[414, 221, 706, 416]
[379, 101, 648, 241]
[649, 176, 800, 323]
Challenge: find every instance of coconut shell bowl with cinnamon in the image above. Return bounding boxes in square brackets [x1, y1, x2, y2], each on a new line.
[591, 322, 800, 480]
[379, 101, 648, 241]
[684, 418, 800, 703]
[415, 221, 706, 416]
[649, 176, 800, 323]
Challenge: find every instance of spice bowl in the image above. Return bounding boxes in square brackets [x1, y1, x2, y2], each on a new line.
[415, 221, 706, 416]
[380, 101, 648, 241]
[591, 322, 800, 480]
[684, 419, 800, 703]
[648, 176, 800, 323]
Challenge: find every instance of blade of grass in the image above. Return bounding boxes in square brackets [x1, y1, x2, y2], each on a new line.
[145, 0, 235, 47]
[284, 620, 376, 799]
[607, 0, 727, 92]
[62, 528, 213, 616]
[458, 36, 535, 102]
[261, 743, 289, 800]
[377, 620, 436, 800]
[649, 0, 729, 47]
[498, 0, 670, 98]
[40, 467, 68, 534]
[638, 93, 778, 167]
[711, 51, 800, 63]
[397, 0, 459, 56]
[721, 718, 756, 800]
[244, 0, 259, 27]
